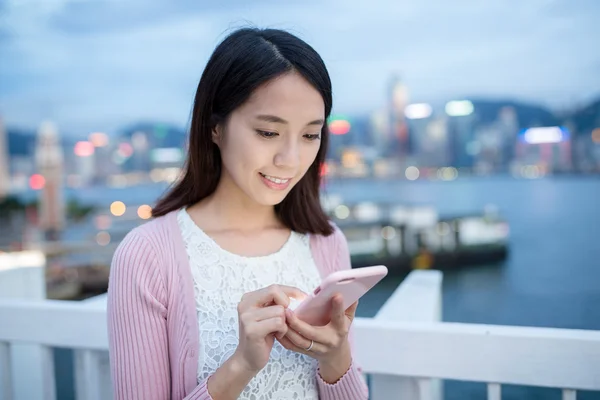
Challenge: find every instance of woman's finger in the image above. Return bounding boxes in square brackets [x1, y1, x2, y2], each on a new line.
[277, 335, 322, 356]
[244, 305, 286, 323]
[285, 309, 323, 341]
[247, 316, 288, 339]
[284, 327, 313, 350]
[329, 294, 346, 330]
[345, 300, 359, 320]
[243, 284, 306, 309]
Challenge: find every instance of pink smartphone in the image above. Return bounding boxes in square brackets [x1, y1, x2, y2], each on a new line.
[290, 265, 388, 326]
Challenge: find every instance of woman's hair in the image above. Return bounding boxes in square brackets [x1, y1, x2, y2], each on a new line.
[152, 27, 333, 235]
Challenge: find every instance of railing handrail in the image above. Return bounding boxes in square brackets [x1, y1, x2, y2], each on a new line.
[1, 297, 599, 390]
[354, 318, 600, 390]
[0, 299, 107, 350]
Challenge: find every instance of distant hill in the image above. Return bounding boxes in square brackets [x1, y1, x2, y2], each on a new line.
[118, 121, 187, 149]
[467, 98, 560, 128]
[564, 97, 600, 133]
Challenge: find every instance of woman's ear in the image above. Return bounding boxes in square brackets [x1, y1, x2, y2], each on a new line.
[212, 125, 222, 146]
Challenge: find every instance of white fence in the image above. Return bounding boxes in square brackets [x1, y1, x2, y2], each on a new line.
[1, 264, 599, 399]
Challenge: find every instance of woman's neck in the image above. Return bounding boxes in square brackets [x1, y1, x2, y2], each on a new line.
[187, 176, 282, 233]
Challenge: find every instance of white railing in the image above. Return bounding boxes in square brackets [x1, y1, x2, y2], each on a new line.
[1, 268, 599, 399]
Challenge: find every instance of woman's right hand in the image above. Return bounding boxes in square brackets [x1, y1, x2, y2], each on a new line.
[232, 284, 306, 374]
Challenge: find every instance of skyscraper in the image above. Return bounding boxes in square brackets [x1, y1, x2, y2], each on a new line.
[0, 116, 9, 198]
[35, 121, 65, 240]
[387, 74, 410, 160]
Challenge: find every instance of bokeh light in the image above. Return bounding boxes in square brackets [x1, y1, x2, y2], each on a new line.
[110, 201, 126, 216]
[96, 231, 111, 246]
[405, 166, 420, 181]
[137, 205, 152, 220]
[381, 226, 397, 240]
[29, 174, 45, 190]
[89, 132, 109, 147]
[329, 119, 351, 135]
[74, 141, 95, 157]
[334, 205, 350, 219]
[592, 128, 600, 144]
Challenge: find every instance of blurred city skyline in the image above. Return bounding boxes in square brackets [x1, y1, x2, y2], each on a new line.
[1, 0, 600, 135]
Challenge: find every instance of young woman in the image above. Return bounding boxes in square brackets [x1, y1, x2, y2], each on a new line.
[107, 27, 369, 400]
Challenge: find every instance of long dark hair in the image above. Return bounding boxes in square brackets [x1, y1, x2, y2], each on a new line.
[152, 27, 333, 235]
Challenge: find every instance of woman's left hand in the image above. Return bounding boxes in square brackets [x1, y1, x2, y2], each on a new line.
[277, 294, 357, 365]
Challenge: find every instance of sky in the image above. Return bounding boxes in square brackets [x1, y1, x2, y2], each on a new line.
[1, 0, 599, 136]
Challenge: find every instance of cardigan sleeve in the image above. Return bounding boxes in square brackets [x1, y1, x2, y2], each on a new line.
[315, 225, 370, 400]
[107, 229, 215, 400]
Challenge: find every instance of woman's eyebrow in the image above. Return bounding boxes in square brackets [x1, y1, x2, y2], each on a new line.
[255, 114, 324, 126]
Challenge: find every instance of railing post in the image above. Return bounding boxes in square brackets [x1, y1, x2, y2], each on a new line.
[369, 270, 443, 400]
[0, 342, 12, 400]
[0, 251, 54, 400]
[74, 349, 112, 400]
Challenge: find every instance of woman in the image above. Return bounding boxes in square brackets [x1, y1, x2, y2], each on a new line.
[107, 27, 369, 400]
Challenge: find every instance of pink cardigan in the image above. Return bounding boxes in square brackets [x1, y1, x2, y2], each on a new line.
[107, 210, 369, 399]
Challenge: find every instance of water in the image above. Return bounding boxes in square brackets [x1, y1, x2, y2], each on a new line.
[330, 176, 600, 399]
[42, 176, 599, 399]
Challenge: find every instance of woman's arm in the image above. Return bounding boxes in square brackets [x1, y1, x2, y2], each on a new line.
[107, 230, 217, 400]
[315, 226, 369, 400]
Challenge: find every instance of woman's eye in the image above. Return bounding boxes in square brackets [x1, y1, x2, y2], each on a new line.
[304, 133, 321, 141]
[256, 130, 278, 138]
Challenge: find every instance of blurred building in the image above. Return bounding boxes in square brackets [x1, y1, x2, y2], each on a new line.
[404, 103, 450, 167]
[35, 121, 65, 240]
[446, 100, 476, 169]
[0, 117, 9, 198]
[497, 106, 519, 167]
[514, 126, 572, 173]
[73, 140, 96, 186]
[387, 74, 410, 160]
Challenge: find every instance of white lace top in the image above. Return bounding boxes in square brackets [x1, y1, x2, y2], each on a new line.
[177, 209, 322, 399]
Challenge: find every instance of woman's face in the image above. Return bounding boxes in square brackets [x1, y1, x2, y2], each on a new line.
[214, 72, 325, 207]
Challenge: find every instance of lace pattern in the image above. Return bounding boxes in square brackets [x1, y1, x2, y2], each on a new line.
[178, 209, 322, 399]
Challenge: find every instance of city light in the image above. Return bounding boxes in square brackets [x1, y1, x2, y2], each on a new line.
[404, 103, 432, 119]
[592, 128, 600, 144]
[438, 167, 458, 181]
[96, 231, 111, 246]
[381, 226, 397, 240]
[150, 169, 164, 182]
[137, 204, 152, 220]
[521, 165, 542, 179]
[89, 132, 109, 147]
[110, 201, 126, 216]
[74, 141, 95, 157]
[521, 126, 566, 144]
[328, 118, 351, 135]
[320, 163, 329, 177]
[405, 166, 420, 181]
[341, 150, 361, 168]
[29, 174, 45, 190]
[436, 222, 451, 236]
[334, 205, 350, 219]
[445, 100, 474, 117]
[118, 143, 134, 158]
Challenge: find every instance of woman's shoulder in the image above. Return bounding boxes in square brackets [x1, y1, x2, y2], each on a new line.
[111, 211, 177, 273]
[310, 220, 351, 274]
[310, 220, 346, 248]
